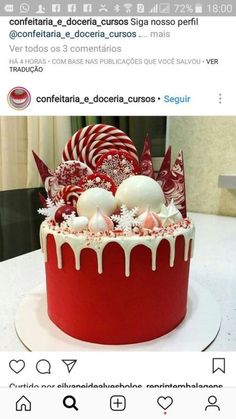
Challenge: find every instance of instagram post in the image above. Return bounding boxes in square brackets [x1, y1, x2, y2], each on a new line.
[0, 115, 235, 352]
[0, 1, 236, 417]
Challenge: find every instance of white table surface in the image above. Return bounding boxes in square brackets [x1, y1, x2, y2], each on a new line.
[0, 212, 235, 351]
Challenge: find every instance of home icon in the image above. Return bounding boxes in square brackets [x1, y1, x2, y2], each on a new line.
[16, 396, 31, 411]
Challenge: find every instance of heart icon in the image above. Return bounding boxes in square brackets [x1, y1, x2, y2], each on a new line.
[157, 396, 173, 410]
[9, 359, 25, 374]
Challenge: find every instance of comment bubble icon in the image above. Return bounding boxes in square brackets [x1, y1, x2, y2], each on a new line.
[36, 359, 51, 374]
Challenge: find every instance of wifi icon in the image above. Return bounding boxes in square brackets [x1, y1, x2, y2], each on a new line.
[124, 3, 133, 13]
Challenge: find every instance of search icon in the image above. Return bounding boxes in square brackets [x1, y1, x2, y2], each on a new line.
[63, 395, 78, 411]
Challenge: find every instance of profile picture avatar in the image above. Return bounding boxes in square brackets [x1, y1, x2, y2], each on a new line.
[7, 86, 31, 110]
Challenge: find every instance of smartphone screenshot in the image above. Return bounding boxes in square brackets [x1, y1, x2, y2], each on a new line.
[0, 0, 235, 417]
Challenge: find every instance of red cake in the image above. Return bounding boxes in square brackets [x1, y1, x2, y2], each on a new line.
[35, 124, 195, 345]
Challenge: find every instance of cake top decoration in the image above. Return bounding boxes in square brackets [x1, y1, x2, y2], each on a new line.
[34, 123, 188, 238]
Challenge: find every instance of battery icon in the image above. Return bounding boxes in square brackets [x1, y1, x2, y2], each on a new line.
[195, 3, 203, 13]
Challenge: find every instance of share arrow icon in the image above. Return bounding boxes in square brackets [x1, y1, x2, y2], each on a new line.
[62, 359, 77, 373]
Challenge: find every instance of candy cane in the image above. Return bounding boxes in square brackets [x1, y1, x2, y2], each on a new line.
[53, 185, 83, 207]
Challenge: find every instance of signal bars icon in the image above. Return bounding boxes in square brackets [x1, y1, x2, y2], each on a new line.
[150, 3, 171, 13]
[150, 3, 159, 13]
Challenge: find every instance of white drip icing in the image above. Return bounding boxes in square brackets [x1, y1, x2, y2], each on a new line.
[184, 235, 192, 261]
[95, 243, 107, 274]
[40, 222, 195, 277]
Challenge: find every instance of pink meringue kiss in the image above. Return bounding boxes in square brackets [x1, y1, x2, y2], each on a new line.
[137, 208, 162, 230]
[88, 207, 114, 233]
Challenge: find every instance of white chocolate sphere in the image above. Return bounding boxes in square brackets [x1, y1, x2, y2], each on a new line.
[115, 175, 165, 213]
[77, 187, 117, 218]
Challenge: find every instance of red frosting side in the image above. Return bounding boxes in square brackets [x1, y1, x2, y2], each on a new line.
[45, 234, 191, 344]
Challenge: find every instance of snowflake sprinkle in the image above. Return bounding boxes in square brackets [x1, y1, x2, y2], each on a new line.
[111, 205, 140, 233]
[61, 211, 77, 228]
[37, 198, 65, 221]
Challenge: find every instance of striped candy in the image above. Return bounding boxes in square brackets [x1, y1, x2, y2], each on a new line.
[62, 124, 139, 170]
[53, 185, 83, 208]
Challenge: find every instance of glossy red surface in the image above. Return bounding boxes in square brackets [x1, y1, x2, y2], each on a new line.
[45, 234, 191, 344]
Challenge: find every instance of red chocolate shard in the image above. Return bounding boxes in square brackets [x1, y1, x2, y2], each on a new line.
[162, 150, 187, 218]
[155, 145, 172, 183]
[140, 133, 154, 178]
[32, 150, 53, 184]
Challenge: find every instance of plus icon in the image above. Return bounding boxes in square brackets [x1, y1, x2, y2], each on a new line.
[110, 395, 126, 411]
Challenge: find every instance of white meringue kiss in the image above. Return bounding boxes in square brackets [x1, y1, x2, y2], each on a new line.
[88, 208, 114, 233]
[158, 199, 183, 226]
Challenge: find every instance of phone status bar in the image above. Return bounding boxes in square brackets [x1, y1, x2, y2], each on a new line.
[0, 1, 235, 16]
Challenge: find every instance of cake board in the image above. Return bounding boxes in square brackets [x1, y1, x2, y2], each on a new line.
[15, 281, 221, 351]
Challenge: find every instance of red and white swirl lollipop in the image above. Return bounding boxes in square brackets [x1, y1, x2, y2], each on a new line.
[62, 124, 139, 170]
[95, 150, 140, 187]
[79, 173, 117, 195]
[53, 185, 83, 207]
